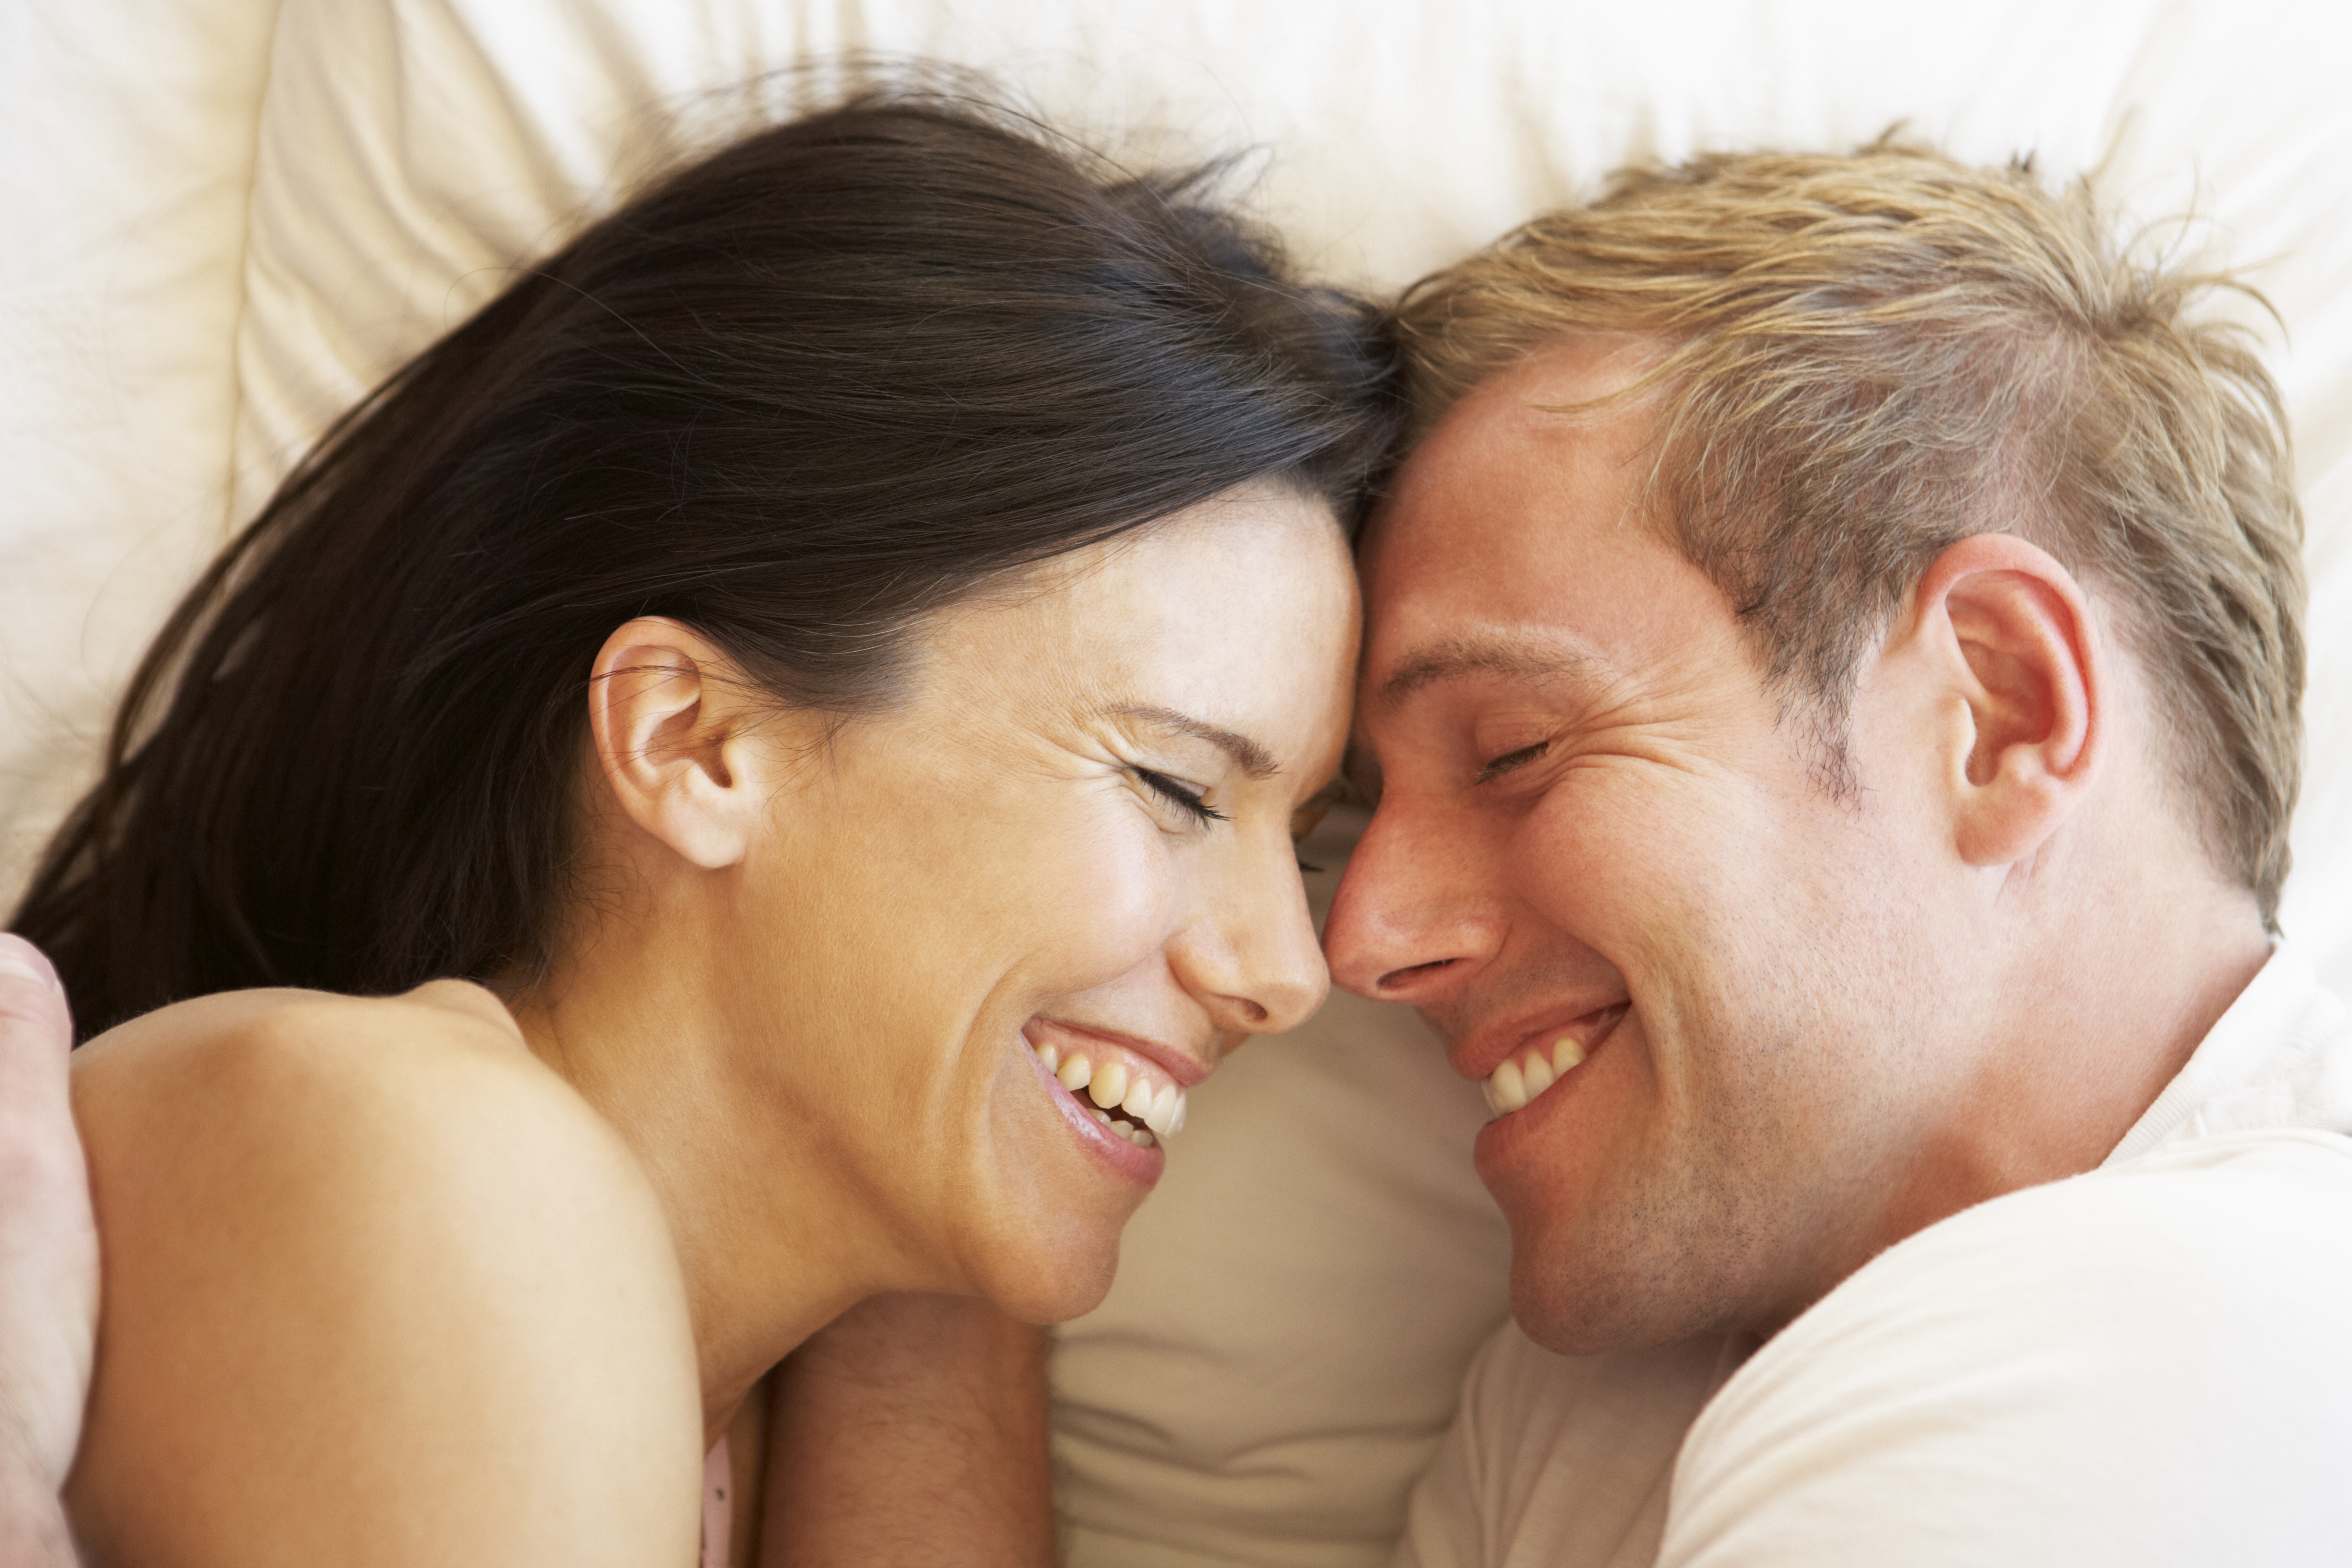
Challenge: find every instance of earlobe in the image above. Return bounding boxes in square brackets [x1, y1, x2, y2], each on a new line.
[586, 618, 760, 870]
[1909, 537, 2104, 868]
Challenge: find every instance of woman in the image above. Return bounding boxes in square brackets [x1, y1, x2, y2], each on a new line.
[9, 87, 1396, 1564]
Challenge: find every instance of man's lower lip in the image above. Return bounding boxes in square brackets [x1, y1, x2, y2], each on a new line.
[1469, 1028, 1612, 1174]
[1472, 1081, 1566, 1183]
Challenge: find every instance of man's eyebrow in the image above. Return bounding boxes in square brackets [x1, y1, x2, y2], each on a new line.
[1378, 636, 1611, 706]
[1105, 704, 1281, 779]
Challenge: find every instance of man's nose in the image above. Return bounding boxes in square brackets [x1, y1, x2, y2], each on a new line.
[1323, 794, 1505, 1004]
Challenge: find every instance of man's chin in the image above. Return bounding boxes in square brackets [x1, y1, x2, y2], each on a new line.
[1508, 1268, 1637, 1357]
[1501, 1218, 1730, 1357]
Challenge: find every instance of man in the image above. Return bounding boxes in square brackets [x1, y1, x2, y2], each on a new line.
[5, 142, 2348, 1564]
[0, 935, 93, 1568]
[1327, 143, 2351, 1563]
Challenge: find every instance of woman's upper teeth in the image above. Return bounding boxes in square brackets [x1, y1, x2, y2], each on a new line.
[1034, 1039, 1187, 1140]
[1483, 1035, 1590, 1117]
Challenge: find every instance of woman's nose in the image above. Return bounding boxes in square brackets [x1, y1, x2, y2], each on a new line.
[1176, 838, 1331, 1038]
[1323, 793, 1504, 1005]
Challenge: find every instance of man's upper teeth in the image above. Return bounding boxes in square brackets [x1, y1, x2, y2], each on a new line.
[1483, 1035, 1590, 1116]
[1033, 1039, 1187, 1139]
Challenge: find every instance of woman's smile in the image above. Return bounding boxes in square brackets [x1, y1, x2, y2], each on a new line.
[1022, 1014, 1209, 1152]
[1022, 1041, 1168, 1177]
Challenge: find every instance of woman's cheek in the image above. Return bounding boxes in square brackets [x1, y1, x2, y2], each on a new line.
[1024, 815, 1179, 992]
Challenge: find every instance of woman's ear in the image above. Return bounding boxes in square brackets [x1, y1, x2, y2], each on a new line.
[586, 617, 777, 870]
[1903, 534, 2106, 868]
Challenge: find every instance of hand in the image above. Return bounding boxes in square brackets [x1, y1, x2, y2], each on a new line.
[760, 1294, 1055, 1567]
[0, 934, 97, 1564]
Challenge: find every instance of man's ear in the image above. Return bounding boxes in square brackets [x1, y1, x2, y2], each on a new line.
[586, 617, 783, 870]
[1903, 534, 2106, 867]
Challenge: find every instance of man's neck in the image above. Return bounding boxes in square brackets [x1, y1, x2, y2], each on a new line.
[1753, 872, 2274, 1343]
[1878, 887, 2273, 1267]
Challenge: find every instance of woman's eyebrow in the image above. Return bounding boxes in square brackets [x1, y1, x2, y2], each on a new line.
[1103, 704, 1281, 779]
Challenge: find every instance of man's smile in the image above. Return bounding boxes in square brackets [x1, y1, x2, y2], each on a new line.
[1469, 1001, 1632, 1117]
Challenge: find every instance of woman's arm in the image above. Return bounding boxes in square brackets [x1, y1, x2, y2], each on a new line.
[64, 983, 705, 1568]
[760, 1295, 1055, 1568]
[0, 937, 93, 1568]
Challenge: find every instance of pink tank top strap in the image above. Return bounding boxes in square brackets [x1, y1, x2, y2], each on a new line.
[702, 1435, 733, 1568]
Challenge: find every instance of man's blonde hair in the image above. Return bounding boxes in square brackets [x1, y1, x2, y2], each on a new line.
[1394, 141, 2305, 924]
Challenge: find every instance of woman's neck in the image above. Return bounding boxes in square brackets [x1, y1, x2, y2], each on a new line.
[503, 906, 914, 1439]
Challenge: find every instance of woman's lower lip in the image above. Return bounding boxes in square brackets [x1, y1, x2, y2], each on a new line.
[1029, 1044, 1162, 1181]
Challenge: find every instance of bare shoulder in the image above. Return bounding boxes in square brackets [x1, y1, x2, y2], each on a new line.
[67, 985, 703, 1568]
[68, 982, 677, 1328]
[74, 978, 576, 1137]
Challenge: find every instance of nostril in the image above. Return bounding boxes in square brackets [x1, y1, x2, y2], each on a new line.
[1375, 956, 1458, 994]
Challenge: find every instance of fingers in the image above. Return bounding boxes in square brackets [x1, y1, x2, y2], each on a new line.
[0, 935, 78, 1197]
[0, 935, 77, 1201]
[0, 934, 98, 1489]
[0, 935, 69, 1040]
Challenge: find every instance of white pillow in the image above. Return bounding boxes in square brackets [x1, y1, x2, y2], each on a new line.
[0, 0, 281, 900]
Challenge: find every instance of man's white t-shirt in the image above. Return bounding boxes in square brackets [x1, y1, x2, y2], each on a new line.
[1396, 945, 2352, 1568]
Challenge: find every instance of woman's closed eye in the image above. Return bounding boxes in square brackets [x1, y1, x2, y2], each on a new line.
[1135, 768, 1227, 825]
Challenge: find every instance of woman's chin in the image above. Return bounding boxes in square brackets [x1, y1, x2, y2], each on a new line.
[998, 1274, 1115, 1326]
[947, 1035, 1166, 1320]
[972, 1220, 1127, 1325]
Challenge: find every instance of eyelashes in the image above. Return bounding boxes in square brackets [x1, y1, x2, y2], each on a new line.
[1472, 740, 1550, 785]
[1133, 768, 1330, 874]
[1134, 768, 1228, 825]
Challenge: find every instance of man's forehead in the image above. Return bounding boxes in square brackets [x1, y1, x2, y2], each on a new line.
[1370, 342, 1670, 555]
[1426, 334, 1672, 453]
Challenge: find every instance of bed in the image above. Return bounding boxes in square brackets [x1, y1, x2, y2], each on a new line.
[5, 2, 2347, 1563]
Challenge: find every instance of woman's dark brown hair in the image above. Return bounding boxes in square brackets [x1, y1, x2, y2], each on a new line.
[10, 88, 1399, 1038]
